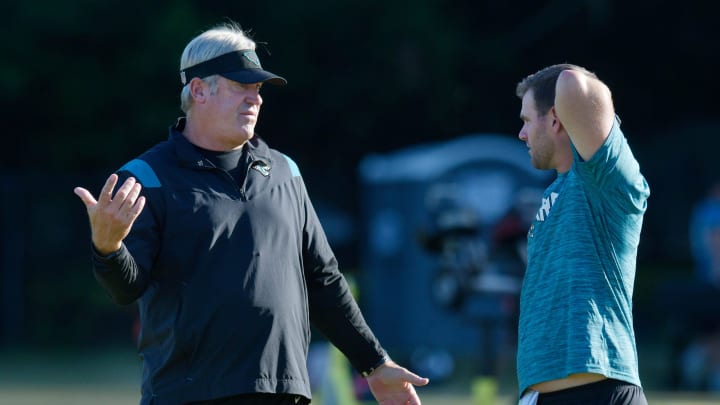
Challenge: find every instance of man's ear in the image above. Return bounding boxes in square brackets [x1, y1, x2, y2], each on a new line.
[549, 106, 562, 131]
[189, 78, 207, 102]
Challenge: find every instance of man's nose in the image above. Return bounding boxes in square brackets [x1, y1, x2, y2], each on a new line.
[247, 91, 262, 106]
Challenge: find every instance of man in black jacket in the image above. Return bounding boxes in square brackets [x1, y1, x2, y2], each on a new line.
[74, 21, 428, 405]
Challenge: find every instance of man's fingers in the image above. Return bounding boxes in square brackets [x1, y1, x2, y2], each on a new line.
[129, 196, 146, 220]
[404, 370, 429, 386]
[112, 177, 137, 208]
[75, 175, 146, 225]
[98, 174, 119, 205]
[118, 182, 145, 223]
[73, 187, 98, 208]
[128, 182, 142, 204]
[117, 180, 141, 211]
[407, 390, 423, 405]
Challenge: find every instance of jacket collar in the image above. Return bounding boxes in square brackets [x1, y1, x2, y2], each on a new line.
[168, 117, 273, 169]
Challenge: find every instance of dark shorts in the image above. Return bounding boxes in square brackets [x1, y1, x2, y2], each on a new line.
[535, 379, 647, 405]
[186, 393, 310, 405]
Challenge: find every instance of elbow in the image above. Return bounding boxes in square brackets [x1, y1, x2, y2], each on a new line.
[556, 70, 587, 98]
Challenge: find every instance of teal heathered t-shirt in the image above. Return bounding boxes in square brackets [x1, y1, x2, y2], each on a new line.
[516, 116, 650, 395]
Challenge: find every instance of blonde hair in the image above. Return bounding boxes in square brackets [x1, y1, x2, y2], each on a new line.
[179, 22, 256, 113]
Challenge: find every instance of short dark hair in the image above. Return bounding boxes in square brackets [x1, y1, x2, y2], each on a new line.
[516, 63, 596, 116]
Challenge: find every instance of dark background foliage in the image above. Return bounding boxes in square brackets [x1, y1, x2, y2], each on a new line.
[1, 0, 718, 351]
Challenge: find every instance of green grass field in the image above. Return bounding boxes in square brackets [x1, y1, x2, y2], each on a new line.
[2, 347, 720, 405]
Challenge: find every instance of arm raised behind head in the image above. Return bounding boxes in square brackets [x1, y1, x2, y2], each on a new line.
[554, 69, 615, 161]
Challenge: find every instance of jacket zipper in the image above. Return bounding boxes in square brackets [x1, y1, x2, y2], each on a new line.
[195, 158, 245, 200]
[239, 163, 256, 201]
[194, 155, 269, 201]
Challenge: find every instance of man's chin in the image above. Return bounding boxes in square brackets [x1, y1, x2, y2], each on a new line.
[234, 127, 254, 143]
[241, 125, 255, 139]
[531, 159, 548, 171]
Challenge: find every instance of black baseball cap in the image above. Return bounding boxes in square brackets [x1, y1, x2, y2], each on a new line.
[180, 49, 287, 86]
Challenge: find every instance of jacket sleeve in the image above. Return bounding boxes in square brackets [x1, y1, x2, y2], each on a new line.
[299, 181, 388, 374]
[92, 168, 162, 306]
[92, 243, 147, 306]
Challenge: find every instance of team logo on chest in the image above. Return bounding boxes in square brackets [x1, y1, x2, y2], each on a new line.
[536, 192, 559, 222]
[251, 161, 271, 176]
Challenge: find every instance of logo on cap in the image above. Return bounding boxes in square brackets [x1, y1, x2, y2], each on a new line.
[243, 52, 261, 68]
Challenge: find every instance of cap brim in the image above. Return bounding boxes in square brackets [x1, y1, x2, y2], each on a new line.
[220, 69, 287, 86]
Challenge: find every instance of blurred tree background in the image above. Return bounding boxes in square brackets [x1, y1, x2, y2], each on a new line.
[1, 0, 718, 382]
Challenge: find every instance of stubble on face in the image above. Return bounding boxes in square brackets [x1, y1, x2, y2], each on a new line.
[521, 92, 554, 171]
[529, 116, 554, 170]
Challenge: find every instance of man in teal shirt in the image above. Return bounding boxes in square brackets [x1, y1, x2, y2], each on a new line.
[514, 64, 649, 404]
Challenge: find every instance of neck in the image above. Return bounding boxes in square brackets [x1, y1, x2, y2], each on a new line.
[182, 114, 247, 152]
[555, 156, 573, 174]
[554, 134, 574, 174]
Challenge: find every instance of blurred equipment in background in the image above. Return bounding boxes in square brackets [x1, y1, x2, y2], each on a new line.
[358, 134, 552, 394]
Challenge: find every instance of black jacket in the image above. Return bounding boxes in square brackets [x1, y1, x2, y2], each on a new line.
[92, 119, 386, 405]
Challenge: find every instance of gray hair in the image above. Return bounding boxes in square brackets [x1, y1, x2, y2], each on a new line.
[179, 22, 256, 113]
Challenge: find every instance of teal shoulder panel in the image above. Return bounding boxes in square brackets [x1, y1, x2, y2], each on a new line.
[118, 159, 161, 188]
[282, 154, 301, 177]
